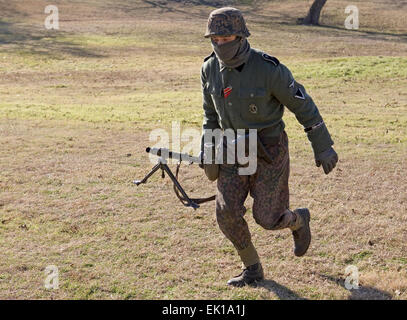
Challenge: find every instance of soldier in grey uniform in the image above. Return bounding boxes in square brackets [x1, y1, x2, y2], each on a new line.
[200, 7, 338, 287]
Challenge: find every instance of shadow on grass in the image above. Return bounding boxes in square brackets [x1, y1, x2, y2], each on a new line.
[145, 0, 237, 9]
[248, 14, 407, 44]
[140, 1, 406, 44]
[317, 273, 393, 300]
[308, 23, 407, 43]
[256, 279, 307, 300]
[138, 0, 247, 18]
[0, 20, 105, 58]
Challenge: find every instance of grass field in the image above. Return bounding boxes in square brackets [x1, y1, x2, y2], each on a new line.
[1, 0, 407, 299]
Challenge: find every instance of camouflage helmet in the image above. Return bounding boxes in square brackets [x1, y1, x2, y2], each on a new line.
[204, 7, 250, 38]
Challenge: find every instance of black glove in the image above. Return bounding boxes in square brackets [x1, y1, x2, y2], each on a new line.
[315, 147, 338, 175]
[199, 144, 219, 181]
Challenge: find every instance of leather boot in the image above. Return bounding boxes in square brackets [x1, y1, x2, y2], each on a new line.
[290, 208, 311, 257]
[227, 262, 264, 287]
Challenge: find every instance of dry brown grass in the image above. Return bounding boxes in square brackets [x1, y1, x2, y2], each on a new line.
[0, 0, 406, 299]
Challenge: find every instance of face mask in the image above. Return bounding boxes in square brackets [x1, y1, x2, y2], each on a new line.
[211, 37, 242, 62]
[211, 37, 251, 69]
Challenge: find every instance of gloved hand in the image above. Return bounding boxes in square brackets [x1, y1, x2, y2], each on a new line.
[198, 146, 219, 181]
[315, 147, 338, 175]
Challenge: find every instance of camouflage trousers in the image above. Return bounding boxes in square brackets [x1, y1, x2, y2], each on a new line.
[216, 130, 295, 251]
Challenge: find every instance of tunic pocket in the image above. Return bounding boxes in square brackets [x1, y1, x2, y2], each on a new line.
[239, 87, 269, 122]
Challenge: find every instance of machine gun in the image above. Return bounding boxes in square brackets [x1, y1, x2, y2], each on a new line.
[133, 147, 215, 210]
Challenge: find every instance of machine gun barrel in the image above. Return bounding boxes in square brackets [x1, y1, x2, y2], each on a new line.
[146, 147, 202, 164]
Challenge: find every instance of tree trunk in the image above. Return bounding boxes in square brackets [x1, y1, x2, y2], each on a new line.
[299, 0, 327, 25]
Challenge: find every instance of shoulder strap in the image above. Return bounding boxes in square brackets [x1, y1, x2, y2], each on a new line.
[261, 53, 280, 66]
[204, 51, 215, 62]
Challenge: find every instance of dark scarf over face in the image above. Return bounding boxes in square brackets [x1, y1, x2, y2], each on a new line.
[211, 36, 251, 69]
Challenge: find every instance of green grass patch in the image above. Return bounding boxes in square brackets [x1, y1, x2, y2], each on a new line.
[0, 91, 202, 126]
[345, 251, 373, 264]
[291, 56, 407, 81]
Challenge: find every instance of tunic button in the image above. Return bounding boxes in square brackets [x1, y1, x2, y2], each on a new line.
[228, 68, 232, 71]
[250, 93, 254, 98]
[228, 102, 233, 106]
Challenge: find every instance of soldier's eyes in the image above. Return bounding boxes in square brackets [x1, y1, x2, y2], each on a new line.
[213, 37, 234, 44]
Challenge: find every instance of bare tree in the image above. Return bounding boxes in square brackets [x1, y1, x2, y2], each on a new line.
[298, 0, 327, 25]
